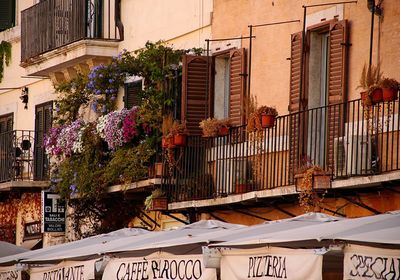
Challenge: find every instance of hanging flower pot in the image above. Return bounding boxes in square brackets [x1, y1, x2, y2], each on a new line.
[174, 134, 187, 147]
[218, 125, 230, 136]
[150, 197, 168, 211]
[360, 91, 373, 107]
[370, 87, 383, 104]
[162, 136, 174, 148]
[379, 78, 399, 102]
[382, 88, 398, 101]
[261, 114, 276, 128]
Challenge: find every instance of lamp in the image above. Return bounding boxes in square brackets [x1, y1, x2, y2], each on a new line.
[367, 0, 382, 16]
[20, 87, 29, 110]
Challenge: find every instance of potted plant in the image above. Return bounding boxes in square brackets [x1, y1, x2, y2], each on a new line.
[170, 120, 188, 147]
[295, 165, 331, 193]
[248, 105, 278, 132]
[217, 119, 231, 136]
[358, 64, 383, 106]
[144, 188, 168, 211]
[234, 177, 251, 194]
[379, 77, 399, 102]
[199, 118, 223, 138]
[162, 114, 174, 148]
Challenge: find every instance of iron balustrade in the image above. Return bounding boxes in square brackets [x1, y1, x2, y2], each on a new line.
[162, 99, 400, 202]
[21, 0, 120, 62]
[0, 130, 48, 183]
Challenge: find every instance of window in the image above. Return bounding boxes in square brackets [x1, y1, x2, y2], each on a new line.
[181, 48, 247, 135]
[0, 0, 16, 31]
[289, 20, 348, 170]
[34, 102, 53, 180]
[124, 80, 143, 109]
[0, 113, 13, 133]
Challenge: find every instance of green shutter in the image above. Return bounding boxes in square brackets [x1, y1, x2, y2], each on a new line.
[0, 0, 15, 31]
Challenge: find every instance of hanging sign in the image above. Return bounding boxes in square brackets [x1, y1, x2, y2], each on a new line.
[220, 247, 323, 280]
[102, 252, 217, 280]
[0, 266, 20, 280]
[41, 191, 65, 233]
[29, 259, 98, 280]
[344, 244, 400, 280]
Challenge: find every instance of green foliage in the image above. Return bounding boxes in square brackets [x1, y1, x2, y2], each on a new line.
[102, 141, 156, 186]
[0, 40, 12, 83]
[54, 73, 90, 125]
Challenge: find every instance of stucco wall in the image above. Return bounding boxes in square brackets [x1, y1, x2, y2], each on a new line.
[212, 0, 400, 116]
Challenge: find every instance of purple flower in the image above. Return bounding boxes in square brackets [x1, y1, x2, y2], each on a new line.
[70, 184, 77, 193]
[91, 103, 97, 112]
[110, 95, 116, 101]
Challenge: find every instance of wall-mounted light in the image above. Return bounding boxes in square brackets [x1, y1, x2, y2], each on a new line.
[20, 87, 29, 110]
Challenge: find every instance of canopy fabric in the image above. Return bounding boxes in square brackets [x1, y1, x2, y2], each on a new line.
[101, 251, 217, 280]
[220, 247, 323, 280]
[125, 212, 341, 252]
[213, 211, 400, 247]
[15, 220, 244, 263]
[0, 228, 148, 265]
[0, 241, 28, 258]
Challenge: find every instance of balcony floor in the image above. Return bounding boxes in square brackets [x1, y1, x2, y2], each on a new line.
[167, 170, 400, 210]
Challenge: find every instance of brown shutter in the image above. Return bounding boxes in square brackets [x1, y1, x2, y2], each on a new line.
[0, 114, 13, 133]
[229, 48, 247, 126]
[289, 32, 303, 180]
[327, 20, 348, 169]
[124, 80, 142, 109]
[34, 102, 52, 180]
[181, 55, 212, 135]
[0, 0, 15, 31]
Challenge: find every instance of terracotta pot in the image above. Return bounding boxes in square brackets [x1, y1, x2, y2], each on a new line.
[151, 197, 168, 211]
[295, 171, 331, 192]
[218, 126, 230, 136]
[360, 91, 372, 107]
[235, 184, 249, 194]
[261, 114, 276, 128]
[162, 136, 175, 148]
[174, 134, 187, 147]
[382, 87, 398, 101]
[370, 88, 383, 104]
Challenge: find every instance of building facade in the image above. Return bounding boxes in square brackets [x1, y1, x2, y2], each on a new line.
[0, 0, 399, 249]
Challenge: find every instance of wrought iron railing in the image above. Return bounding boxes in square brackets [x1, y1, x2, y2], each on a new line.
[21, 0, 121, 62]
[163, 99, 400, 202]
[0, 130, 49, 183]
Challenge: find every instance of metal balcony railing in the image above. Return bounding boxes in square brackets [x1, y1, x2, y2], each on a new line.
[21, 0, 121, 62]
[162, 99, 400, 203]
[0, 130, 49, 183]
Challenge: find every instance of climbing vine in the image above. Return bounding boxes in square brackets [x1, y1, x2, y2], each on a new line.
[0, 40, 12, 83]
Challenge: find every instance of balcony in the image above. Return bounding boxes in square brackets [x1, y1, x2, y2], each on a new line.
[163, 99, 400, 207]
[0, 130, 49, 191]
[20, 0, 121, 77]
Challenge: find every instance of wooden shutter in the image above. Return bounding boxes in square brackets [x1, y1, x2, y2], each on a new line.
[0, 114, 13, 133]
[289, 32, 303, 180]
[0, 0, 15, 31]
[229, 48, 247, 126]
[327, 20, 348, 169]
[124, 80, 142, 108]
[181, 55, 212, 135]
[34, 102, 52, 180]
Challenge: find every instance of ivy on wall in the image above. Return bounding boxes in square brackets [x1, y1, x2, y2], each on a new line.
[0, 40, 11, 83]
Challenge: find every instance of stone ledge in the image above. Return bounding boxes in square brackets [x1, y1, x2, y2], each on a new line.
[168, 170, 400, 210]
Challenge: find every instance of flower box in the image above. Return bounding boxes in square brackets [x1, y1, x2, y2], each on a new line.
[295, 171, 331, 193]
[149, 197, 168, 211]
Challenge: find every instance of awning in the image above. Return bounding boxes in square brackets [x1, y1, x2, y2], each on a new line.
[20, 239, 42, 250]
[29, 259, 99, 280]
[102, 252, 217, 280]
[0, 241, 28, 257]
[344, 244, 400, 279]
[220, 247, 324, 280]
[0, 265, 21, 280]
